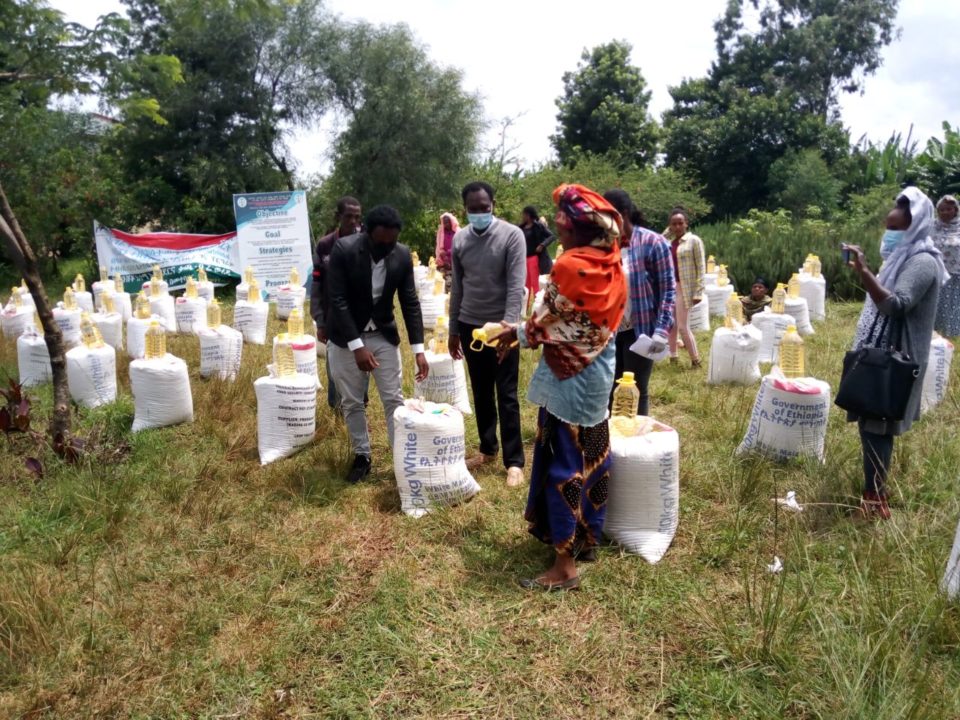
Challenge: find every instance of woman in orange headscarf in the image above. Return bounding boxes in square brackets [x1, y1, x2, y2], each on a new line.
[495, 184, 626, 591]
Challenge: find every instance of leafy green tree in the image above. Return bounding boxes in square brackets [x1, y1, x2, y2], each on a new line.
[551, 41, 658, 168]
[911, 122, 960, 199]
[768, 148, 842, 218]
[322, 22, 482, 223]
[664, 0, 900, 216]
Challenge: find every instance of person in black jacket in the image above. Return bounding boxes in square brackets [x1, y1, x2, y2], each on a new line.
[326, 205, 429, 483]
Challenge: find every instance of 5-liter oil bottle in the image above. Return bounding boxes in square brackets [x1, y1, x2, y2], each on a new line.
[611, 372, 641, 436]
[144, 319, 166, 359]
[432, 315, 448, 354]
[725, 292, 743, 328]
[779, 325, 805, 378]
[788, 273, 800, 298]
[135, 291, 151, 319]
[73, 273, 86, 293]
[287, 306, 304, 337]
[275, 332, 296, 376]
[771, 283, 787, 313]
[207, 297, 222, 327]
[80, 312, 104, 348]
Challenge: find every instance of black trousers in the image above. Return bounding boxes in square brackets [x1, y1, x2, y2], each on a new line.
[458, 321, 525, 468]
[859, 425, 894, 496]
[612, 329, 655, 416]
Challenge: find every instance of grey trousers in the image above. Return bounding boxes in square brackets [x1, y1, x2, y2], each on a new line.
[328, 332, 404, 457]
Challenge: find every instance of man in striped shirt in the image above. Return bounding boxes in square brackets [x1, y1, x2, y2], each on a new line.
[603, 190, 676, 415]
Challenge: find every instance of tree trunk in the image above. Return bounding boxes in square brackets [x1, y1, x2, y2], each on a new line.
[0, 181, 71, 441]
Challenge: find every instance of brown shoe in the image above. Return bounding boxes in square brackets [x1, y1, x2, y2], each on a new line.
[465, 453, 495, 471]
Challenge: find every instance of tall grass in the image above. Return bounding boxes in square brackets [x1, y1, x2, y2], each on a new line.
[1, 299, 959, 717]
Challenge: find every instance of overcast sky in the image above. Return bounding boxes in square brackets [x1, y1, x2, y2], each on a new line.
[54, 0, 959, 179]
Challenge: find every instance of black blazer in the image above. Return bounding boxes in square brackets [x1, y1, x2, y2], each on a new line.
[327, 233, 424, 349]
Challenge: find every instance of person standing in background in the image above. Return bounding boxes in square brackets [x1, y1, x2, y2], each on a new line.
[519, 205, 555, 315]
[435, 212, 460, 290]
[603, 189, 675, 415]
[932, 195, 960, 337]
[448, 181, 527, 487]
[664, 207, 705, 368]
[312, 196, 364, 412]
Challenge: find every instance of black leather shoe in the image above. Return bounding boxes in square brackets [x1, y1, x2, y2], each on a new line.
[346, 454, 371, 484]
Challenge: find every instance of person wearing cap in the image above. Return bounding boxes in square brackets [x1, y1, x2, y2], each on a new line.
[494, 183, 626, 592]
[741, 277, 772, 321]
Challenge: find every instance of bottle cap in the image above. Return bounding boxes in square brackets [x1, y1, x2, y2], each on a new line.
[620, 372, 635, 383]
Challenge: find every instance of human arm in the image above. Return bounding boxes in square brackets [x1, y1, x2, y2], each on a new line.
[397, 249, 425, 356]
[503, 227, 527, 324]
[447, 233, 463, 359]
[846, 245, 938, 318]
[647, 235, 676, 341]
[690, 234, 706, 302]
[535, 223, 555, 253]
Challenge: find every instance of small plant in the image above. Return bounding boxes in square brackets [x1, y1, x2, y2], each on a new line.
[0, 377, 31, 433]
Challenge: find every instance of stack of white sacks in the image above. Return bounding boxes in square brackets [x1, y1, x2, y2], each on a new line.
[271, 306, 319, 389]
[751, 285, 793, 364]
[704, 264, 735, 319]
[70, 274, 94, 312]
[419, 277, 448, 331]
[128, 291, 167, 359]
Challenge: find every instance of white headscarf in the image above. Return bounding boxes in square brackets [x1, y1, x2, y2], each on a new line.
[853, 186, 948, 349]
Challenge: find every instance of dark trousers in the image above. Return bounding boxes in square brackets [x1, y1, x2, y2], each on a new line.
[612, 330, 655, 416]
[859, 425, 894, 496]
[459, 321, 524, 468]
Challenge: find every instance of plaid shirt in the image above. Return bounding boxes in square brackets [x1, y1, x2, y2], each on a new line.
[672, 232, 706, 307]
[624, 226, 676, 338]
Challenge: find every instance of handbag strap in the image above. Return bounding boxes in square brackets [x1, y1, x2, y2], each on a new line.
[866, 311, 889, 348]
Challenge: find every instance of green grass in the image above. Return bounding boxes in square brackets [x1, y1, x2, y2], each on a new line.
[2, 300, 960, 718]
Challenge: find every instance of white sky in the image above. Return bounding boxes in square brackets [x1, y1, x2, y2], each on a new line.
[54, 0, 959, 178]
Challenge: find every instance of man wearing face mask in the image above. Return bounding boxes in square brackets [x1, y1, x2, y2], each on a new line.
[448, 181, 527, 486]
[327, 205, 430, 483]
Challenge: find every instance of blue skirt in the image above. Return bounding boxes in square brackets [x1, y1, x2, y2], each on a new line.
[525, 408, 611, 555]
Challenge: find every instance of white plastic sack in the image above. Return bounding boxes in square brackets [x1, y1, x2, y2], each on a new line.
[736, 373, 831, 462]
[688, 294, 710, 332]
[272, 335, 320, 388]
[92, 281, 110, 310]
[275, 286, 306, 320]
[233, 301, 269, 345]
[235, 282, 250, 303]
[149, 295, 177, 334]
[1, 307, 33, 340]
[52, 307, 82, 347]
[126, 315, 168, 360]
[74, 291, 94, 313]
[92, 311, 123, 350]
[420, 293, 447, 331]
[941, 515, 960, 600]
[142, 280, 169, 296]
[702, 272, 718, 287]
[798, 272, 826, 321]
[113, 291, 132, 321]
[413, 350, 472, 414]
[17, 329, 52, 387]
[416, 277, 437, 298]
[393, 400, 480, 518]
[130, 355, 194, 431]
[255, 372, 317, 465]
[197, 281, 215, 302]
[414, 265, 428, 285]
[66, 344, 117, 408]
[751, 308, 793, 364]
[921, 335, 954, 414]
[9, 290, 35, 311]
[705, 284, 734, 318]
[783, 297, 815, 336]
[605, 419, 680, 563]
[539, 274, 550, 291]
[174, 296, 208, 334]
[707, 324, 762, 385]
[199, 325, 244, 380]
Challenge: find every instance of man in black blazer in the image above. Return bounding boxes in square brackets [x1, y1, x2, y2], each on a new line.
[327, 205, 429, 483]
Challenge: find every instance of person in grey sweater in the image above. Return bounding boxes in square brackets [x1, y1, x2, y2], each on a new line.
[842, 186, 946, 520]
[448, 181, 527, 486]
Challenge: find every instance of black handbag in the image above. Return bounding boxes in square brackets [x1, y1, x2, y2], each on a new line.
[835, 312, 920, 422]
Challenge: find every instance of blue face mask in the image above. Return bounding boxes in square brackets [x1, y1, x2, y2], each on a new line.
[467, 212, 494, 232]
[880, 229, 906, 259]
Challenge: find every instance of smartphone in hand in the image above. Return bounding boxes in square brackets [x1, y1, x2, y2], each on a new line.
[841, 245, 853, 264]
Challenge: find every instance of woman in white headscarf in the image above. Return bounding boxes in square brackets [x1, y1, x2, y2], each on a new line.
[842, 186, 947, 520]
[933, 195, 960, 337]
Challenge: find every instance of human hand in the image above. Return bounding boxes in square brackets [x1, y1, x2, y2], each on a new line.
[842, 244, 867, 274]
[448, 334, 463, 360]
[353, 347, 379, 371]
[317, 327, 328, 343]
[415, 353, 429, 382]
[495, 325, 519, 363]
[535, 245, 544, 254]
[648, 333, 668, 354]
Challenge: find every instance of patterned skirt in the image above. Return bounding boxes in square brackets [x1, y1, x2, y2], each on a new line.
[935, 274, 960, 338]
[525, 408, 611, 556]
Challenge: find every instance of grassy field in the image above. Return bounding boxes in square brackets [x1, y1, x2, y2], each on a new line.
[2, 298, 960, 719]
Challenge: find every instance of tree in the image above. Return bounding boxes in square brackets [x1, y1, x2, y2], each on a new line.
[768, 148, 842, 218]
[322, 22, 482, 222]
[112, 0, 338, 231]
[664, 0, 900, 216]
[551, 41, 658, 168]
[911, 122, 960, 199]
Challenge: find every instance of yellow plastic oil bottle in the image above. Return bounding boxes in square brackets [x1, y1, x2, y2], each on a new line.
[706, 255, 716, 274]
[243, 266, 255, 285]
[101, 292, 116, 314]
[144, 319, 166, 359]
[150, 275, 162, 297]
[114, 273, 125, 293]
[426, 257, 436, 281]
[432, 315, 448, 354]
[10, 286, 22, 307]
[611, 373, 641, 435]
[725, 292, 744, 328]
[207, 297, 222, 327]
[275, 332, 296, 376]
[788, 273, 801, 298]
[151, 264, 162, 282]
[99, 265, 108, 283]
[809, 255, 822, 278]
[717, 264, 729, 287]
[73, 273, 86, 293]
[771, 283, 787, 314]
[411, 251, 420, 267]
[287, 306, 304, 338]
[80, 312, 104, 348]
[135, 291, 151, 319]
[63, 286, 77, 310]
[247, 277, 261, 303]
[433, 278, 444, 296]
[470, 322, 514, 351]
[779, 325, 805, 378]
[185, 276, 199, 299]
[803, 253, 814, 275]
[198, 267, 209, 284]
[289, 266, 300, 286]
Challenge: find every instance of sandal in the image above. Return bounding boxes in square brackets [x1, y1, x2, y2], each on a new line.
[518, 575, 581, 592]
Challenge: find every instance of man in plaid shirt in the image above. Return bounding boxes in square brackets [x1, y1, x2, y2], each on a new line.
[603, 190, 676, 415]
